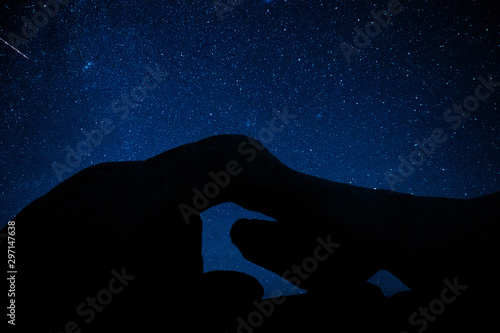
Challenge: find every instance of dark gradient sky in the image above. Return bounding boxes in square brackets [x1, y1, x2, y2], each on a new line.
[0, 0, 498, 297]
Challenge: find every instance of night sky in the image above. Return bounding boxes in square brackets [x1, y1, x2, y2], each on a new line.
[0, 0, 498, 297]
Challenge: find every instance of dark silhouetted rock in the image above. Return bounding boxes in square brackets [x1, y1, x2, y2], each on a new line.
[200, 270, 264, 332]
[1, 135, 498, 332]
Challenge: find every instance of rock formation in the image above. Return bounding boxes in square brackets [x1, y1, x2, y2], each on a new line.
[2, 135, 498, 332]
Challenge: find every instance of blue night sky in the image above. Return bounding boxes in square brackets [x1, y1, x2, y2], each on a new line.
[0, 0, 498, 297]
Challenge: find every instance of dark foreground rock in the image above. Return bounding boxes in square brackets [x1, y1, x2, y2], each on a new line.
[1, 135, 498, 332]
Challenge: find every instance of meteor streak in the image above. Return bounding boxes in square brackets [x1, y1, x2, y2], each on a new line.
[0, 37, 29, 59]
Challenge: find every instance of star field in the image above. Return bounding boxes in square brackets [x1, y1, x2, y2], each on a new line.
[0, 0, 498, 297]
